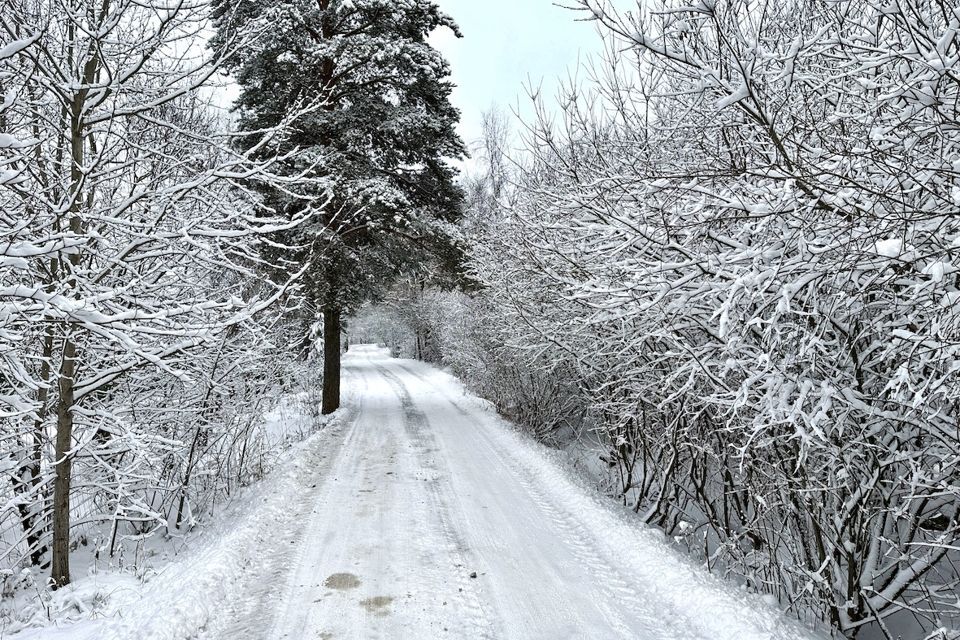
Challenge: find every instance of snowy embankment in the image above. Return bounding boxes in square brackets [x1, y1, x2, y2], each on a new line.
[4, 402, 347, 640]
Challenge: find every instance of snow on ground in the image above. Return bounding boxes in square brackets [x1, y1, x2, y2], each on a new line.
[9, 346, 828, 639]
[219, 346, 825, 640]
[5, 400, 348, 640]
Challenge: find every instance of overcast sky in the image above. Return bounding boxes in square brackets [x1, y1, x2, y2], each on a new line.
[429, 0, 603, 158]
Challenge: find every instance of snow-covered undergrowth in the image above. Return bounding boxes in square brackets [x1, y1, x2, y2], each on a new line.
[1, 401, 344, 639]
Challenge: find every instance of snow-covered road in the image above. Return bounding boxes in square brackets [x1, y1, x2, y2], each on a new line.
[213, 346, 821, 640]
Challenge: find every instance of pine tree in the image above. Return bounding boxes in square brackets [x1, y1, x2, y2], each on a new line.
[213, 0, 466, 413]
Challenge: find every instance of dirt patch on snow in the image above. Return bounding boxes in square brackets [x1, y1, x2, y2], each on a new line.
[359, 595, 394, 616]
[323, 573, 361, 590]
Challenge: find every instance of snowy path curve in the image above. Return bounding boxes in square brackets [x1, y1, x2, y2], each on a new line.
[214, 346, 822, 640]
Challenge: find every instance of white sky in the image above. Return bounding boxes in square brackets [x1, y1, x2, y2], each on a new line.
[429, 0, 604, 158]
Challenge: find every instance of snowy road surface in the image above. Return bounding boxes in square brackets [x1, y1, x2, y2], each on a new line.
[211, 346, 820, 640]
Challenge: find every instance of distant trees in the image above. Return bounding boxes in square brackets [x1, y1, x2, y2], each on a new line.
[404, 0, 960, 636]
[212, 0, 466, 414]
[0, 0, 313, 587]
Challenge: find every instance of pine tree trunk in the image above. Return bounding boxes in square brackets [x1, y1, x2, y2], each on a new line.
[322, 307, 342, 415]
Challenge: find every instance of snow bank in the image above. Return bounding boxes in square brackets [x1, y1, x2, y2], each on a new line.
[7, 409, 346, 640]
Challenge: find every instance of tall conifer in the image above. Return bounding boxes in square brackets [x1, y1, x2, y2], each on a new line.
[213, 0, 465, 412]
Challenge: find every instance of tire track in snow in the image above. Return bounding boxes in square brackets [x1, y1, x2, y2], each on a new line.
[391, 359, 658, 636]
[411, 373, 687, 638]
[376, 364, 501, 640]
[200, 411, 356, 640]
[479, 442, 694, 638]
[394, 362, 652, 624]
[206, 370, 366, 640]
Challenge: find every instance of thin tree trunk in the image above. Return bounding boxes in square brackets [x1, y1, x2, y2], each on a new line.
[51, 333, 77, 588]
[299, 316, 315, 360]
[174, 426, 202, 530]
[51, 35, 95, 583]
[322, 307, 341, 415]
[10, 323, 56, 568]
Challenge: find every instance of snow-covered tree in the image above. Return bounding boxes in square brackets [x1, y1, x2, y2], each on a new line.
[0, 0, 312, 587]
[212, 0, 466, 414]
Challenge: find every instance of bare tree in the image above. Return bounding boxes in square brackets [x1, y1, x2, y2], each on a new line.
[0, 0, 319, 587]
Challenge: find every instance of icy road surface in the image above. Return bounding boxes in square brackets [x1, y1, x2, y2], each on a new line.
[211, 345, 820, 640]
